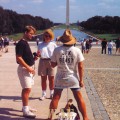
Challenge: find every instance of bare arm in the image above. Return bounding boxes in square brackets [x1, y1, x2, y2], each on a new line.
[78, 61, 84, 87]
[16, 55, 35, 75]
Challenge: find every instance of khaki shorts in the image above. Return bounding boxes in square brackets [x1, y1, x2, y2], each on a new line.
[38, 59, 55, 76]
[17, 65, 34, 89]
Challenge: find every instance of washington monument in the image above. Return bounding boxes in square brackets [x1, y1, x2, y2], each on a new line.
[66, 0, 69, 27]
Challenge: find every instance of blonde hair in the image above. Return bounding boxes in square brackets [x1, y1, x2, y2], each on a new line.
[24, 25, 36, 33]
[43, 29, 54, 40]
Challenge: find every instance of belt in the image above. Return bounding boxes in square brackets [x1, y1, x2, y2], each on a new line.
[41, 58, 51, 60]
[19, 64, 35, 69]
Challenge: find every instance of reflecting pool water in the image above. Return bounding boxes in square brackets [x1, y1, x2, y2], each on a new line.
[53, 29, 89, 42]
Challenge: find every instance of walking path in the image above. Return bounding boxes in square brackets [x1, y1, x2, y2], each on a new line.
[0, 43, 112, 120]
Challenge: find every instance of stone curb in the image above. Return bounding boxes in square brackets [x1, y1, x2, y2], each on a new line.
[84, 70, 111, 120]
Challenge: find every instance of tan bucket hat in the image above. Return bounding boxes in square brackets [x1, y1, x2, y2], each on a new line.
[58, 29, 76, 45]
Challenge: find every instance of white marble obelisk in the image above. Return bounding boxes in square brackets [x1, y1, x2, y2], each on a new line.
[66, 0, 69, 28]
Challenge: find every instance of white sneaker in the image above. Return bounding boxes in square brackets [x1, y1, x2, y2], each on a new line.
[23, 110, 36, 118]
[39, 95, 46, 101]
[29, 107, 37, 112]
[22, 107, 37, 112]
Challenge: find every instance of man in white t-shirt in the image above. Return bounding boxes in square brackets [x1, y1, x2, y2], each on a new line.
[107, 40, 114, 55]
[48, 29, 89, 120]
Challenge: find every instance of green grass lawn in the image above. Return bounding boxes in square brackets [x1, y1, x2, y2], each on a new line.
[9, 33, 23, 41]
[95, 34, 120, 41]
[8, 30, 43, 41]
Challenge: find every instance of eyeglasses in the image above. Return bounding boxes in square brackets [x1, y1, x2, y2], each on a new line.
[44, 35, 51, 38]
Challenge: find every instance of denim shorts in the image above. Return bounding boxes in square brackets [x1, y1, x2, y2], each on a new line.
[55, 88, 80, 91]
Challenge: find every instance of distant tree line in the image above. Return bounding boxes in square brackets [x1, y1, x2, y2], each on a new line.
[0, 6, 54, 35]
[79, 16, 120, 34]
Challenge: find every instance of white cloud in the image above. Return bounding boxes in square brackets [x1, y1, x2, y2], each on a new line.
[98, 0, 118, 9]
[70, 0, 76, 3]
[0, 0, 10, 3]
[99, 0, 115, 3]
[98, 2, 111, 9]
[100, 0, 116, 2]
[59, 5, 66, 9]
[18, 4, 25, 8]
[98, 0, 117, 9]
[32, 0, 44, 3]
[70, 5, 79, 10]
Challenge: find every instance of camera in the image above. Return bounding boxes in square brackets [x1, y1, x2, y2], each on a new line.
[33, 52, 38, 57]
[33, 52, 38, 60]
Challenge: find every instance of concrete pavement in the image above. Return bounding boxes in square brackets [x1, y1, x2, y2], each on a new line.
[0, 44, 96, 120]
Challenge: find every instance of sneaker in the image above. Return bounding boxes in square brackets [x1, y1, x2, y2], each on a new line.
[29, 107, 37, 112]
[39, 96, 46, 101]
[22, 107, 37, 112]
[23, 110, 36, 118]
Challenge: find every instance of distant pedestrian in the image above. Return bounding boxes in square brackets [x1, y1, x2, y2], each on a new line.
[107, 40, 114, 55]
[115, 37, 120, 54]
[81, 39, 86, 54]
[15, 26, 37, 118]
[85, 39, 90, 54]
[101, 38, 107, 54]
[0, 35, 4, 52]
[36, 37, 39, 46]
[89, 38, 92, 49]
[3, 35, 10, 53]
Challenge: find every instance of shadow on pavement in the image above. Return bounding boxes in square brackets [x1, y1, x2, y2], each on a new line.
[0, 96, 21, 101]
[0, 96, 41, 102]
[0, 108, 53, 120]
[0, 108, 22, 119]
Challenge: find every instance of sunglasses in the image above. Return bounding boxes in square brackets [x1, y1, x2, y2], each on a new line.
[44, 35, 51, 38]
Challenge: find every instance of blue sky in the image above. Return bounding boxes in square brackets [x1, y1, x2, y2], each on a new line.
[0, 0, 120, 23]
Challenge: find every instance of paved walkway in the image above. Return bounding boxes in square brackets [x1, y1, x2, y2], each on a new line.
[0, 43, 109, 120]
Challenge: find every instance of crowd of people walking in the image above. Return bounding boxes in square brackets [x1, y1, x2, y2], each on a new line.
[80, 37, 120, 55]
[80, 38, 92, 54]
[101, 37, 120, 55]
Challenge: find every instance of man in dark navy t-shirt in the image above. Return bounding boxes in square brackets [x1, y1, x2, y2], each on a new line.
[16, 39, 34, 66]
[16, 26, 37, 118]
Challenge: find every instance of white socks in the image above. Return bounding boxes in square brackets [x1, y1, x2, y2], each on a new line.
[23, 106, 29, 111]
[42, 90, 46, 96]
[42, 90, 54, 96]
[50, 90, 54, 95]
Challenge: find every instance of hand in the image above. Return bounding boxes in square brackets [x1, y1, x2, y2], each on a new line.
[34, 56, 39, 60]
[37, 50, 41, 57]
[27, 67, 35, 75]
[33, 51, 40, 60]
[79, 80, 84, 87]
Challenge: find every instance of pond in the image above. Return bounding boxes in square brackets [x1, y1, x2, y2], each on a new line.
[36, 29, 90, 42]
[53, 29, 90, 42]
